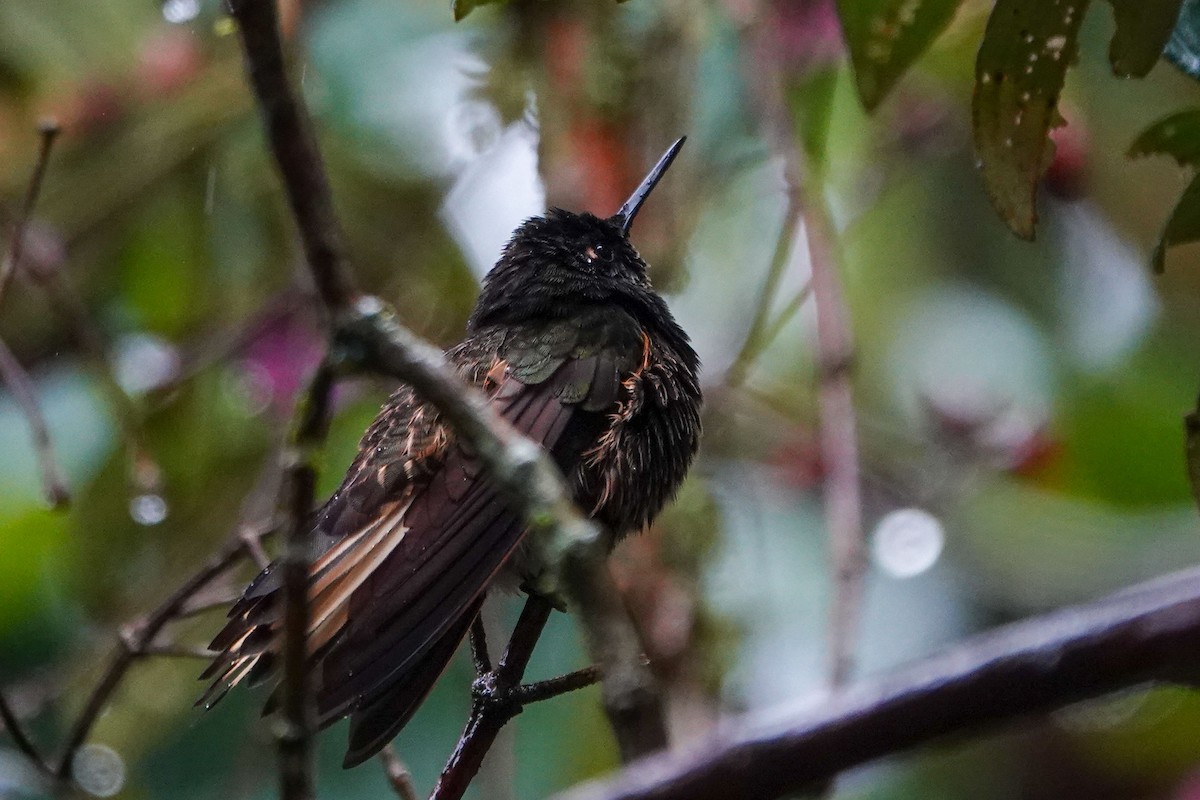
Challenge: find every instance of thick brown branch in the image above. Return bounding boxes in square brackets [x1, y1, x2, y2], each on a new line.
[555, 566, 1200, 800]
[227, 0, 357, 313]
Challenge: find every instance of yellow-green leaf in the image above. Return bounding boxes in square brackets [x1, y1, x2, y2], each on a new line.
[836, 0, 967, 111]
[973, 0, 1089, 240]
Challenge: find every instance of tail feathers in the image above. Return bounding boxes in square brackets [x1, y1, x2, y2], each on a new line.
[340, 599, 482, 768]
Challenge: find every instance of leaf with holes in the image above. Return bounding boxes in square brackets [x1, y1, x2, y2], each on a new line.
[836, 0, 967, 111]
[1165, 0, 1200, 79]
[973, 0, 1089, 240]
[1107, 0, 1184, 77]
[1129, 108, 1200, 270]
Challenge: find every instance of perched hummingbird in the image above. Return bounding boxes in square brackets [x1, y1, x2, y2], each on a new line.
[201, 138, 702, 767]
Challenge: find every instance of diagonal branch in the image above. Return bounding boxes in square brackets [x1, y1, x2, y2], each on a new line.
[54, 521, 275, 778]
[553, 565, 1200, 800]
[0, 334, 69, 508]
[0, 689, 53, 779]
[0, 120, 59, 306]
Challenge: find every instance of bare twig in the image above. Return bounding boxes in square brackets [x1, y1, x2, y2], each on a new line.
[380, 744, 420, 800]
[470, 615, 493, 677]
[751, 8, 866, 689]
[555, 565, 1200, 800]
[54, 522, 275, 778]
[512, 665, 603, 705]
[724, 203, 803, 390]
[0, 120, 59, 306]
[0, 123, 70, 508]
[0, 335, 69, 507]
[0, 690, 53, 779]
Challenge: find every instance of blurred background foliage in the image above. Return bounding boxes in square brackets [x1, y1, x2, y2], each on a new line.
[4, 0, 1200, 798]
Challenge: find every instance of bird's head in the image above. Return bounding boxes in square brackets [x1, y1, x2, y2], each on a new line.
[468, 137, 685, 329]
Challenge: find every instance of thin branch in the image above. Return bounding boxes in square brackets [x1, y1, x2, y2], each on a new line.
[54, 521, 276, 778]
[724, 203, 803, 390]
[0, 690, 53, 779]
[277, 362, 336, 800]
[227, 0, 357, 313]
[752, 9, 866, 689]
[0, 334, 69, 507]
[554, 565, 1200, 800]
[0, 120, 59, 306]
[380, 744, 420, 800]
[134, 644, 218, 660]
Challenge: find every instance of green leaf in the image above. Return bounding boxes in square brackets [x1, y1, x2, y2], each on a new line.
[1129, 109, 1200, 270]
[451, 0, 504, 22]
[1129, 108, 1200, 166]
[1107, 0, 1185, 77]
[836, 0, 967, 111]
[1165, 0, 1200, 80]
[972, 0, 1090, 240]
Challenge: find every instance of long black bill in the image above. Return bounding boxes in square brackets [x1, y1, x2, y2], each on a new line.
[614, 136, 686, 234]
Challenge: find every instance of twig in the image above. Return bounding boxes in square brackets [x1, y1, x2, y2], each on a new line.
[0, 690, 53, 779]
[512, 665, 603, 705]
[0, 120, 59, 306]
[227, 0, 356, 314]
[554, 564, 1200, 800]
[753, 7, 866, 689]
[724, 203, 803, 390]
[380, 744, 419, 800]
[470, 615, 492, 676]
[54, 521, 275, 778]
[0, 335, 69, 507]
[276, 361, 335, 800]
[0, 123, 70, 509]
[134, 644, 218, 660]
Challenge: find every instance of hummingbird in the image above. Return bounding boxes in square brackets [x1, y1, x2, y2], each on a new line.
[200, 138, 702, 768]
